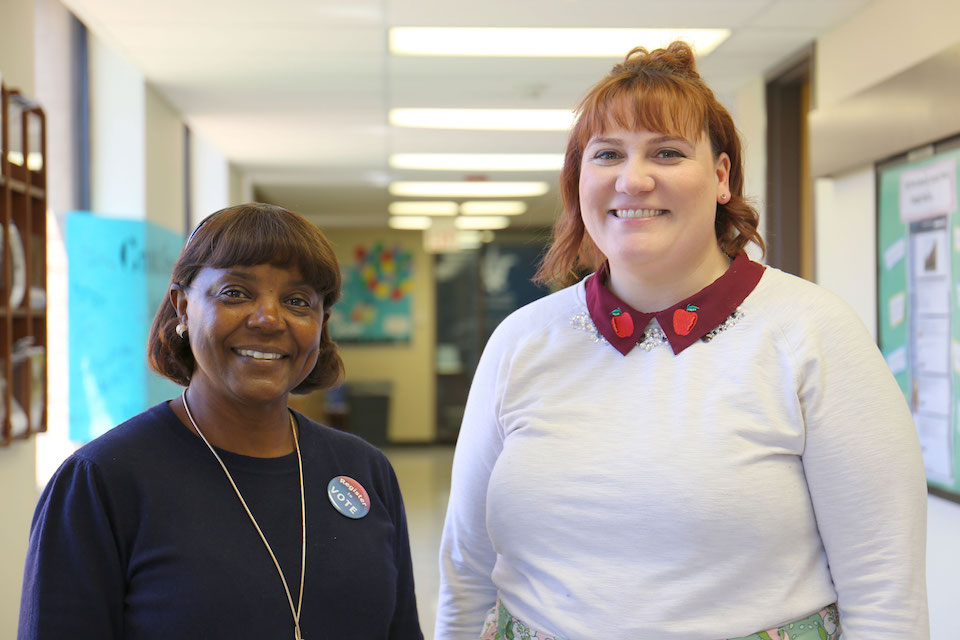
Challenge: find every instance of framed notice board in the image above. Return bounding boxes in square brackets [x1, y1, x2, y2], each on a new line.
[877, 137, 960, 500]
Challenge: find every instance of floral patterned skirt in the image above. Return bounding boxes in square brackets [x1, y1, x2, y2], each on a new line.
[479, 595, 842, 640]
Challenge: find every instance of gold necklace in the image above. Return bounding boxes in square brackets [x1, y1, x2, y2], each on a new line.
[181, 390, 307, 640]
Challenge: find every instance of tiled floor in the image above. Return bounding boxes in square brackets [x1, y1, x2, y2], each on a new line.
[385, 446, 455, 640]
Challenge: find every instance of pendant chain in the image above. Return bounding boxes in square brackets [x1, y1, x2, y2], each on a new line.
[181, 390, 306, 640]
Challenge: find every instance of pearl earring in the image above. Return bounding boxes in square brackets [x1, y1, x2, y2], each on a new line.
[176, 322, 188, 338]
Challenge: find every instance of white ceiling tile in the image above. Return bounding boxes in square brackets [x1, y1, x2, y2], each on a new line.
[748, 0, 874, 29]
[59, 0, 875, 226]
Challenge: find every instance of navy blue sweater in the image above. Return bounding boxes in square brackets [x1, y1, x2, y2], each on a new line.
[18, 402, 423, 639]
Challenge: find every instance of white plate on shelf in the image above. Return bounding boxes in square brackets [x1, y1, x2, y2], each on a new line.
[5, 223, 27, 308]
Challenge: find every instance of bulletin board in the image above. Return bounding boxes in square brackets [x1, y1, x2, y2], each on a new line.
[66, 213, 183, 442]
[877, 145, 960, 499]
[327, 242, 414, 344]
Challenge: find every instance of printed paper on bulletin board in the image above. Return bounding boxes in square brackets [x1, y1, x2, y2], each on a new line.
[328, 242, 414, 343]
[877, 151, 960, 498]
[67, 213, 183, 442]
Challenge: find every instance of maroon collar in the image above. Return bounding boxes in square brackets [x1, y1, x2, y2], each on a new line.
[585, 253, 765, 356]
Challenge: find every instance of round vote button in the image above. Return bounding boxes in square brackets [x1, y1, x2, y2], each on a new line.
[327, 476, 371, 519]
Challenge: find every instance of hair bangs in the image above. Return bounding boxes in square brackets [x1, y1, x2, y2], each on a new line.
[575, 78, 708, 152]
[184, 205, 339, 304]
[150, 203, 345, 391]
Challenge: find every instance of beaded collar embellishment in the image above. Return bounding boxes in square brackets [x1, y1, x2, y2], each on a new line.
[571, 308, 745, 351]
[582, 253, 764, 356]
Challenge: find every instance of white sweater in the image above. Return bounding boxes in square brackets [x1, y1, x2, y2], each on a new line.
[435, 266, 928, 640]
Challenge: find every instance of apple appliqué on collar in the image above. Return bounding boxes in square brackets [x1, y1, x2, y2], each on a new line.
[673, 305, 700, 336]
[609, 307, 634, 338]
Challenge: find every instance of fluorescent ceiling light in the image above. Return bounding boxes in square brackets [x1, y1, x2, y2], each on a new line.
[390, 181, 549, 198]
[388, 216, 432, 230]
[389, 108, 574, 131]
[460, 201, 527, 216]
[390, 28, 730, 58]
[388, 201, 458, 216]
[455, 216, 511, 230]
[390, 153, 564, 171]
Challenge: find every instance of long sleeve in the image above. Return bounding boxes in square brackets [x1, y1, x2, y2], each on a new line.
[436, 269, 929, 639]
[434, 325, 509, 640]
[19, 403, 427, 639]
[18, 457, 126, 640]
[785, 290, 929, 638]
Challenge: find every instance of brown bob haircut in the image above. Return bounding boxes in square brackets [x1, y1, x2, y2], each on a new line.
[147, 203, 344, 394]
[535, 41, 764, 288]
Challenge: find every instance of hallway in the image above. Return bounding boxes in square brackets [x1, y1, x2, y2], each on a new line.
[387, 445, 455, 640]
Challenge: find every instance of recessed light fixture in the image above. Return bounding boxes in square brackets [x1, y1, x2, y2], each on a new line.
[389, 27, 730, 58]
[460, 201, 527, 216]
[389, 181, 549, 198]
[388, 216, 432, 230]
[455, 216, 511, 230]
[390, 153, 564, 171]
[388, 201, 458, 216]
[389, 108, 574, 131]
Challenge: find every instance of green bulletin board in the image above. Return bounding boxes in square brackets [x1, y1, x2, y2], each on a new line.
[877, 149, 960, 498]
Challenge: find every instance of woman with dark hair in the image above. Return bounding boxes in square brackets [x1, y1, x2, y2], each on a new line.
[19, 204, 423, 640]
[435, 43, 928, 640]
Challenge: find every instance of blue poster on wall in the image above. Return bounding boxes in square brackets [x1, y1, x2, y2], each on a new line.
[328, 242, 414, 343]
[67, 213, 184, 442]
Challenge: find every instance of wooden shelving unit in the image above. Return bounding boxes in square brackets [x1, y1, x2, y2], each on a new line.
[0, 82, 47, 446]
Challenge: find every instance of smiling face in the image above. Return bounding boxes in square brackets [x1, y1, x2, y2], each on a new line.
[579, 127, 731, 292]
[173, 263, 325, 409]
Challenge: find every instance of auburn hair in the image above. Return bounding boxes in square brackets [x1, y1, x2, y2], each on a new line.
[147, 203, 344, 393]
[535, 41, 764, 288]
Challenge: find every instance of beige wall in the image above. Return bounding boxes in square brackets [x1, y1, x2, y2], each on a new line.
[88, 31, 146, 218]
[0, 0, 35, 95]
[145, 84, 185, 233]
[812, 167, 877, 335]
[807, 0, 960, 327]
[189, 131, 229, 227]
[228, 162, 252, 207]
[734, 76, 767, 262]
[810, 0, 960, 179]
[0, 438, 36, 635]
[816, 0, 960, 109]
[33, 0, 76, 214]
[0, 0, 37, 634]
[321, 228, 436, 443]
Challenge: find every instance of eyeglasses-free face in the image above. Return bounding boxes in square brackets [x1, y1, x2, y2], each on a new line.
[172, 263, 325, 410]
[578, 127, 731, 306]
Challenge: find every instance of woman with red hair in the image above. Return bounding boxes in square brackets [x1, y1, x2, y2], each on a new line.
[436, 42, 928, 640]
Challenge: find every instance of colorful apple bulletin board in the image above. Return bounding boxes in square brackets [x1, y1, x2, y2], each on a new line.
[328, 242, 414, 343]
[877, 145, 960, 500]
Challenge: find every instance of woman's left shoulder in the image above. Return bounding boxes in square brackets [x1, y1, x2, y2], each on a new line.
[750, 266, 869, 333]
[295, 412, 395, 471]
